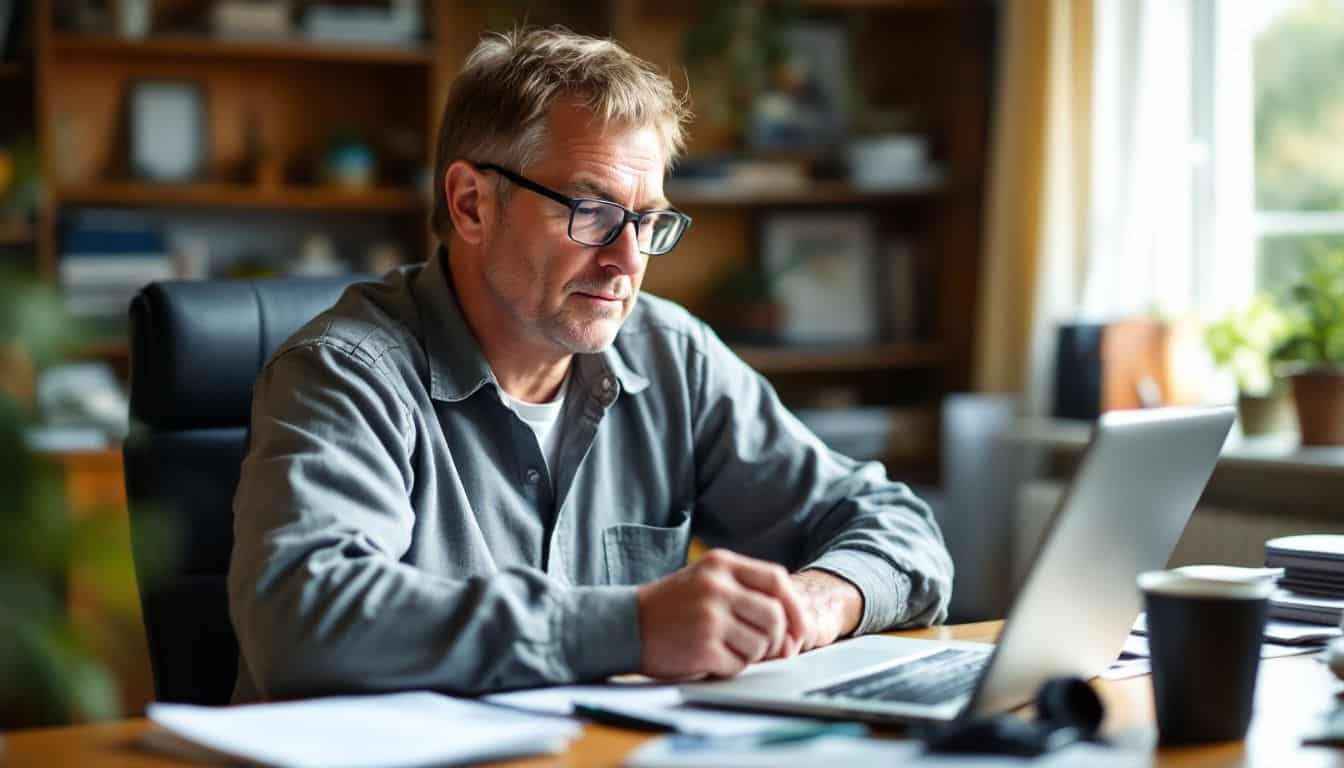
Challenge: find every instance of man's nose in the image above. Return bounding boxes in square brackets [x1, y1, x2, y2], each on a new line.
[597, 220, 644, 275]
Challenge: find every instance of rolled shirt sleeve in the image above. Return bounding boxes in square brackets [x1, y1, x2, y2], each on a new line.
[228, 342, 641, 699]
[688, 324, 954, 632]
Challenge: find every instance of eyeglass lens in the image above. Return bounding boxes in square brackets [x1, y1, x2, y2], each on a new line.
[570, 200, 686, 255]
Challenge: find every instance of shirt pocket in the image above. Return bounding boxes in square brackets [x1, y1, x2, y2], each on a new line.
[602, 508, 692, 586]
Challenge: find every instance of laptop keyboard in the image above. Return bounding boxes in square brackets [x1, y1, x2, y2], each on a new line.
[806, 648, 992, 706]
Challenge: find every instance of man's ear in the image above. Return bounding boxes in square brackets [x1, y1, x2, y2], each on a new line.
[444, 160, 492, 246]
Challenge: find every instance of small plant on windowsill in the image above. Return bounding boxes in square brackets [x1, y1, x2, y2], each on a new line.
[1204, 294, 1293, 435]
[1271, 251, 1344, 445]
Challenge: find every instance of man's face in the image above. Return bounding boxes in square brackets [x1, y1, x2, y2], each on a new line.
[480, 101, 667, 355]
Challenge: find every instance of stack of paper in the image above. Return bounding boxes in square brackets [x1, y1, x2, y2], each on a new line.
[145, 691, 580, 768]
[1267, 535, 1344, 625]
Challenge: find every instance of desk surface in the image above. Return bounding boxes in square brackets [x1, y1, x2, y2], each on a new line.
[5, 621, 1344, 767]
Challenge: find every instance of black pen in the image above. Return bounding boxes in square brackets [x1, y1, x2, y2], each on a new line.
[573, 703, 677, 732]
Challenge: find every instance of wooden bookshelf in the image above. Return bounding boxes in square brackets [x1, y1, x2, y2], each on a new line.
[54, 182, 427, 213]
[49, 33, 434, 67]
[733, 342, 945, 374]
[666, 178, 945, 208]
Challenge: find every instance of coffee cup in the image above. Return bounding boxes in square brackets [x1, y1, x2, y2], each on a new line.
[1137, 569, 1272, 744]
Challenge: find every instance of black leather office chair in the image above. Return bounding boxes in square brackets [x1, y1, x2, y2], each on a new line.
[124, 275, 365, 705]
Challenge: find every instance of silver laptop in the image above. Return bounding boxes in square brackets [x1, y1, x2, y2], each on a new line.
[680, 405, 1236, 724]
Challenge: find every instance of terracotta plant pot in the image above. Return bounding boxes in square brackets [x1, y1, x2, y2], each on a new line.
[1236, 389, 1293, 436]
[1290, 369, 1344, 445]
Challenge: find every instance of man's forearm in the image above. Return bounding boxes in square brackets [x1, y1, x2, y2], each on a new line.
[792, 568, 864, 649]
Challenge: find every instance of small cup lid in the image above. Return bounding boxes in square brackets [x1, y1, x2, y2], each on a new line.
[1138, 569, 1275, 599]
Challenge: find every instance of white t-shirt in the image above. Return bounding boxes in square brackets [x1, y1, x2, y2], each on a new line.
[497, 371, 569, 475]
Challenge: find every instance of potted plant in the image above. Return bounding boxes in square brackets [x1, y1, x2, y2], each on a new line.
[1203, 294, 1293, 435]
[1272, 252, 1344, 445]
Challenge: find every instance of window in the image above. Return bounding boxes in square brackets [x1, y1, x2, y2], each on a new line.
[1253, 0, 1344, 294]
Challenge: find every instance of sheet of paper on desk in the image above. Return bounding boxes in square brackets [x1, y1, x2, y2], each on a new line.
[626, 735, 1151, 768]
[1131, 612, 1342, 644]
[145, 691, 580, 768]
[484, 684, 827, 736]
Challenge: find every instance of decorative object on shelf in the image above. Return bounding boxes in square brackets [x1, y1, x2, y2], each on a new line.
[748, 20, 849, 151]
[680, 0, 799, 146]
[302, 0, 421, 46]
[321, 130, 375, 190]
[212, 0, 293, 39]
[241, 107, 282, 188]
[1272, 251, 1344, 445]
[171, 237, 210, 280]
[846, 133, 942, 191]
[112, 0, 151, 39]
[127, 80, 207, 182]
[1203, 294, 1293, 436]
[761, 211, 880, 345]
[708, 261, 786, 345]
[364, 240, 404, 277]
[290, 232, 345, 276]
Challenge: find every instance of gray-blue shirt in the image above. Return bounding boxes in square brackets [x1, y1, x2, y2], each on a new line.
[227, 249, 953, 702]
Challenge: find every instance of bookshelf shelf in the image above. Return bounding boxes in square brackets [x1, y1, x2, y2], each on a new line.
[731, 342, 945, 374]
[55, 182, 428, 212]
[50, 33, 434, 67]
[666, 179, 944, 208]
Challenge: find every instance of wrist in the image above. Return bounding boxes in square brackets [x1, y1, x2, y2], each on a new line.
[794, 569, 864, 639]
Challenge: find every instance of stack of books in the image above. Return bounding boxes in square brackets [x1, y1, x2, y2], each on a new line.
[1267, 535, 1344, 625]
[59, 212, 174, 329]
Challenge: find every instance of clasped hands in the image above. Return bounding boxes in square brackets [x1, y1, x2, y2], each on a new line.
[636, 548, 864, 680]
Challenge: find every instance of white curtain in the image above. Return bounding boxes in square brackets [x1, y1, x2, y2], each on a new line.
[1011, 0, 1256, 415]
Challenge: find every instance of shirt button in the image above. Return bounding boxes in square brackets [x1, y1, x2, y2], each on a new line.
[525, 468, 542, 485]
[601, 376, 613, 392]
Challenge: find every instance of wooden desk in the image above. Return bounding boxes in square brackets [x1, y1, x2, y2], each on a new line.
[6, 621, 1344, 767]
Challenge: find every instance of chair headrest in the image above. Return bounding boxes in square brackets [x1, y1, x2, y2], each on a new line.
[129, 276, 366, 430]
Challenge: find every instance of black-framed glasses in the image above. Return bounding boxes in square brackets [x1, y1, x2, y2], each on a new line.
[477, 163, 691, 256]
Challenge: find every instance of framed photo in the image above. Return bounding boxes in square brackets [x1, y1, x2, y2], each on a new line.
[128, 80, 207, 182]
[749, 20, 849, 150]
[761, 212, 880, 345]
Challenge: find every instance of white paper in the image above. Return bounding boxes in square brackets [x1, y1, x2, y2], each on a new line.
[1132, 612, 1341, 644]
[146, 691, 579, 768]
[626, 735, 1150, 768]
[485, 683, 828, 737]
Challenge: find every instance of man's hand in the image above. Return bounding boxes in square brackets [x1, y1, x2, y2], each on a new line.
[790, 569, 864, 653]
[636, 549, 812, 679]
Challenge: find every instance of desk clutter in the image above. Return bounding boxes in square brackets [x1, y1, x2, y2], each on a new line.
[143, 681, 1153, 767]
[1266, 535, 1344, 625]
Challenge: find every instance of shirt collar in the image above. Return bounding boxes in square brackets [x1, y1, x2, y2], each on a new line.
[413, 246, 650, 402]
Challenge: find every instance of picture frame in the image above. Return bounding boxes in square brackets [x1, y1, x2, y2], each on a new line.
[748, 20, 849, 150]
[127, 80, 207, 182]
[760, 212, 880, 345]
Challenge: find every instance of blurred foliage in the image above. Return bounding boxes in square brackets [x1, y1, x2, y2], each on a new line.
[681, 0, 800, 138]
[1204, 294, 1291, 395]
[1271, 250, 1344, 366]
[0, 273, 171, 728]
[1255, 0, 1344, 210]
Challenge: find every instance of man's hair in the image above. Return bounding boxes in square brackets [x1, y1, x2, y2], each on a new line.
[430, 26, 691, 243]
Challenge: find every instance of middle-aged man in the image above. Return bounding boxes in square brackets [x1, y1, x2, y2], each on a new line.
[227, 27, 953, 702]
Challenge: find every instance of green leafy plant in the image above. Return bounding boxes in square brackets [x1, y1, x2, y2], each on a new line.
[1204, 293, 1291, 396]
[0, 273, 169, 728]
[682, 0, 801, 139]
[1272, 251, 1344, 368]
